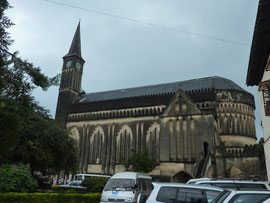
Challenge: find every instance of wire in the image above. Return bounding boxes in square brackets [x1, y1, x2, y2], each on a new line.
[43, 0, 250, 47]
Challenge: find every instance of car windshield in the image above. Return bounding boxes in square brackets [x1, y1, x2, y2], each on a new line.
[211, 190, 231, 203]
[104, 179, 135, 191]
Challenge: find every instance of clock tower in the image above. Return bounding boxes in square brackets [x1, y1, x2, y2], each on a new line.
[55, 22, 85, 128]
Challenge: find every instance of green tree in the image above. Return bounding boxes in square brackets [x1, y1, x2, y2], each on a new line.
[0, 164, 37, 193]
[257, 137, 265, 159]
[0, 0, 78, 175]
[122, 150, 156, 173]
[82, 177, 108, 193]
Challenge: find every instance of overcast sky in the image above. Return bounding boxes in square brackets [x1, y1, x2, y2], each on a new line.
[6, 0, 262, 139]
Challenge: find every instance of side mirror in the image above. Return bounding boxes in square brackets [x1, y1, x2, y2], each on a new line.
[132, 184, 138, 190]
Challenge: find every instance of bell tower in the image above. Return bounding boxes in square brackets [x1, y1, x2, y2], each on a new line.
[55, 22, 85, 128]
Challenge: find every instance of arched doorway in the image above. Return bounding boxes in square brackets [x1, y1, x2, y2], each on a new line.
[204, 142, 209, 159]
[172, 171, 193, 183]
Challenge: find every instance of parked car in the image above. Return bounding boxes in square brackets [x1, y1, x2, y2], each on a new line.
[212, 189, 270, 203]
[138, 182, 224, 203]
[59, 181, 86, 189]
[187, 178, 270, 190]
[100, 172, 152, 203]
[73, 173, 111, 184]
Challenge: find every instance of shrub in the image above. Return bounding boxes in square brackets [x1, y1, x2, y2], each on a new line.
[82, 177, 108, 193]
[0, 165, 37, 192]
[0, 193, 101, 203]
[52, 185, 86, 194]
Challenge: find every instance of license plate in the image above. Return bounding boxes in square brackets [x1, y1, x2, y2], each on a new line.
[112, 191, 118, 196]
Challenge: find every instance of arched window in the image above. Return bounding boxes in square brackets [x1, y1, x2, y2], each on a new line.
[116, 125, 133, 163]
[146, 122, 160, 161]
[89, 126, 104, 164]
[218, 116, 223, 133]
[223, 116, 228, 134]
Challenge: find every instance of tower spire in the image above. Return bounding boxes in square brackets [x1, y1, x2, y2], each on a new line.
[64, 22, 84, 61]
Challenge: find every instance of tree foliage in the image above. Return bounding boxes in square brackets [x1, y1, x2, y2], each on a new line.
[257, 137, 265, 159]
[82, 177, 108, 193]
[0, 164, 37, 193]
[0, 0, 78, 175]
[121, 150, 156, 173]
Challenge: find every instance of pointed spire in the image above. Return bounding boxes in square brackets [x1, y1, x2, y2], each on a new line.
[64, 22, 84, 61]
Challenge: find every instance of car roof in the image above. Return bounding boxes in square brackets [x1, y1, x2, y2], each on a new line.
[111, 172, 152, 179]
[188, 178, 268, 184]
[153, 182, 224, 191]
[234, 190, 270, 194]
[75, 173, 111, 177]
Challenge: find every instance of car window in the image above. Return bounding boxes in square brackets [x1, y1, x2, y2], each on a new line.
[213, 190, 231, 203]
[156, 186, 177, 202]
[205, 190, 221, 202]
[103, 179, 135, 191]
[239, 183, 267, 189]
[214, 183, 238, 189]
[176, 190, 186, 202]
[183, 188, 207, 203]
[200, 182, 213, 186]
[229, 194, 270, 203]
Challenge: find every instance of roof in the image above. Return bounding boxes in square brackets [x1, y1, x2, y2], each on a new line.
[78, 76, 246, 103]
[63, 22, 85, 62]
[246, 0, 270, 86]
[111, 172, 151, 179]
[151, 182, 224, 191]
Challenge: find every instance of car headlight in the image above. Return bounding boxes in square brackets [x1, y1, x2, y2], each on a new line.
[126, 197, 134, 202]
[100, 197, 108, 202]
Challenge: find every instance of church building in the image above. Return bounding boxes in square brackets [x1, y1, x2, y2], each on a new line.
[55, 23, 261, 182]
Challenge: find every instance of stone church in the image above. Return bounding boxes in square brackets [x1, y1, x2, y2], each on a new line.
[55, 23, 261, 182]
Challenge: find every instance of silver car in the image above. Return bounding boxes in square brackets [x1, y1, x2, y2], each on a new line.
[187, 178, 270, 190]
[212, 189, 270, 203]
[140, 182, 223, 203]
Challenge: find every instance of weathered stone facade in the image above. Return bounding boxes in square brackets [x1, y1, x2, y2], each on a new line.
[55, 23, 261, 182]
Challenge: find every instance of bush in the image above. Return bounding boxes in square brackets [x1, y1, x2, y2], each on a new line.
[0, 165, 37, 192]
[52, 185, 87, 194]
[0, 193, 101, 203]
[82, 177, 108, 193]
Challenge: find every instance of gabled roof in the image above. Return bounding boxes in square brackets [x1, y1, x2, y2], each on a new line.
[77, 76, 246, 103]
[63, 22, 85, 62]
[246, 0, 270, 86]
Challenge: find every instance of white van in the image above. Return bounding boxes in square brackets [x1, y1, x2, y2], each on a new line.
[73, 173, 111, 184]
[100, 172, 152, 203]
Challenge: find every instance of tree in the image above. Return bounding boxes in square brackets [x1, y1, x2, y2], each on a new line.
[122, 150, 156, 173]
[0, 0, 78, 174]
[82, 177, 108, 193]
[0, 164, 37, 193]
[257, 137, 265, 160]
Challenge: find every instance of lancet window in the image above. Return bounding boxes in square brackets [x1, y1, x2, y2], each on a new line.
[116, 125, 133, 163]
[89, 126, 104, 164]
[146, 122, 160, 161]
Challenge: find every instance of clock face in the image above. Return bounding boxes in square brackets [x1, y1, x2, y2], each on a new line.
[76, 62, 81, 70]
[66, 60, 72, 68]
